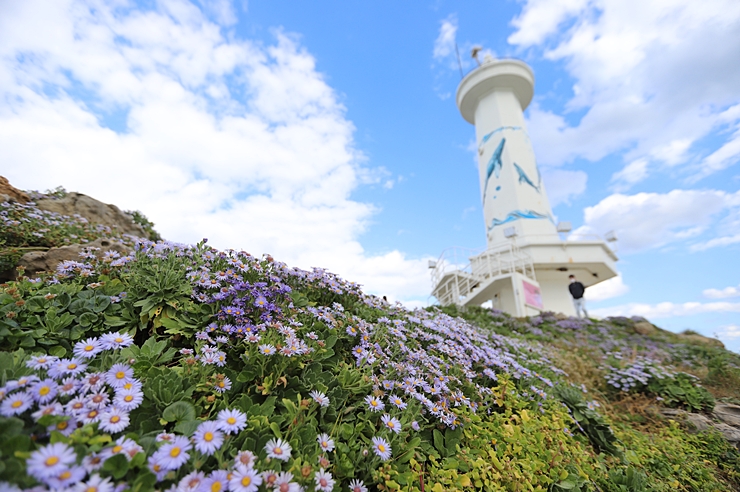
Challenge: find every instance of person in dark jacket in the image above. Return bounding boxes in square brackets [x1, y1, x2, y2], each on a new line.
[568, 275, 588, 318]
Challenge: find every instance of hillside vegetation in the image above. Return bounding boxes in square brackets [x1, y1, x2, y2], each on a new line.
[1, 186, 740, 492]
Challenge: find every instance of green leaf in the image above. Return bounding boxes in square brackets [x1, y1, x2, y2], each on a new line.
[162, 401, 196, 423]
[78, 312, 99, 327]
[433, 429, 445, 456]
[25, 296, 47, 313]
[49, 346, 67, 357]
[102, 453, 129, 480]
[91, 295, 111, 313]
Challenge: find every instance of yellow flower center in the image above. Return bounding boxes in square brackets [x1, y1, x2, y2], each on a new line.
[60, 470, 71, 480]
[170, 447, 181, 458]
[218, 382, 225, 388]
[124, 395, 133, 402]
[88, 410, 98, 418]
[274, 447, 282, 455]
[67, 363, 77, 370]
[11, 400, 22, 408]
[115, 371, 125, 379]
[115, 337, 123, 343]
[378, 444, 386, 452]
[211, 482, 222, 492]
[371, 401, 377, 407]
[111, 416, 120, 423]
[388, 422, 395, 428]
[204, 432, 213, 442]
[123, 382, 133, 389]
[45, 456, 59, 466]
[112, 445, 123, 453]
[227, 417, 236, 425]
[85, 487, 97, 492]
[241, 477, 251, 486]
[57, 421, 68, 430]
[85, 345, 94, 352]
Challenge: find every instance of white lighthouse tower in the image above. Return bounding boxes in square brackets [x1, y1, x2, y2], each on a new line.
[431, 55, 618, 316]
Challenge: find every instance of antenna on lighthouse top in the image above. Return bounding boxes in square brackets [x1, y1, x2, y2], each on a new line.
[455, 42, 464, 80]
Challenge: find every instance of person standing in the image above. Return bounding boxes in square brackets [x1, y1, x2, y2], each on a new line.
[568, 275, 588, 318]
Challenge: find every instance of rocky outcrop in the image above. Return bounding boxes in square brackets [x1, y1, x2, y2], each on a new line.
[0, 176, 30, 204]
[18, 238, 131, 277]
[35, 192, 146, 238]
[633, 321, 657, 336]
[677, 333, 725, 349]
[659, 404, 740, 448]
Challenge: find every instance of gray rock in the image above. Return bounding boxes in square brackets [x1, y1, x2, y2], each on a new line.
[685, 413, 713, 432]
[35, 192, 146, 237]
[714, 423, 740, 444]
[714, 404, 740, 427]
[18, 238, 131, 277]
[633, 321, 656, 336]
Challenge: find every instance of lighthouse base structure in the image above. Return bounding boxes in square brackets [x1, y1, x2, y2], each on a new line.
[431, 238, 618, 317]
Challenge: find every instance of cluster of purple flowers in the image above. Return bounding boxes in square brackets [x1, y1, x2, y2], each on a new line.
[603, 353, 674, 392]
[1, 333, 140, 439]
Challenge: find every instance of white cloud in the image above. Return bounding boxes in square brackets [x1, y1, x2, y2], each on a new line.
[0, 0, 432, 304]
[691, 233, 740, 251]
[610, 158, 648, 190]
[433, 15, 458, 61]
[508, 0, 590, 47]
[578, 189, 740, 252]
[704, 284, 740, 299]
[542, 169, 587, 207]
[587, 274, 629, 302]
[718, 324, 740, 340]
[511, 0, 740, 182]
[591, 300, 740, 319]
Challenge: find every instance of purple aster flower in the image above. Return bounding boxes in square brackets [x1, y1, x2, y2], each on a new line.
[364, 395, 384, 413]
[216, 408, 247, 434]
[309, 390, 330, 407]
[30, 378, 58, 404]
[26, 355, 58, 370]
[317, 433, 335, 452]
[73, 337, 103, 359]
[113, 388, 143, 411]
[214, 376, 232, 393]
[49, 358, 87, 378]
[45, 465, 86, 489]
[177, 471, 206, 492]
[258, 344, 276, 355]
[193, 421, 224, 455]
[100, 332, 134, 350]
[264, 438, 292, 461]
[234, 450, 257, 469]
[381, 414, 402, 434]
[98, 407, 130, 434]
[372, 436, 392, 461]
[105, 363, 133, 388]
[230, 465, 262, 492]
[26, 442, 77, 481]
[153, 435, 191, 470]
[1, 391, 33, 416]
[348, 479, 369, 492]
[314, 469, 335, 492]
[411, 421, 420, 431]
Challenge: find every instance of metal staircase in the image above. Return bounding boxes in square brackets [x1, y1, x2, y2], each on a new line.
[431, 242, 536, 307]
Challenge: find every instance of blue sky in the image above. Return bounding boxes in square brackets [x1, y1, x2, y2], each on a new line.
[1, 0, 739, 351]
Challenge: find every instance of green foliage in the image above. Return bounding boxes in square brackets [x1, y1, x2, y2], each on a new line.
[647, 372, 715, 412]
[125, 210, 162, 242]
[556, 385, 624, 459]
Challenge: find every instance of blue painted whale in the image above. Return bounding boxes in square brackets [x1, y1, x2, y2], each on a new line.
[513, 162, 540, 193]
[488, 209, 554, 230]
[482, 138, 506, 202]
